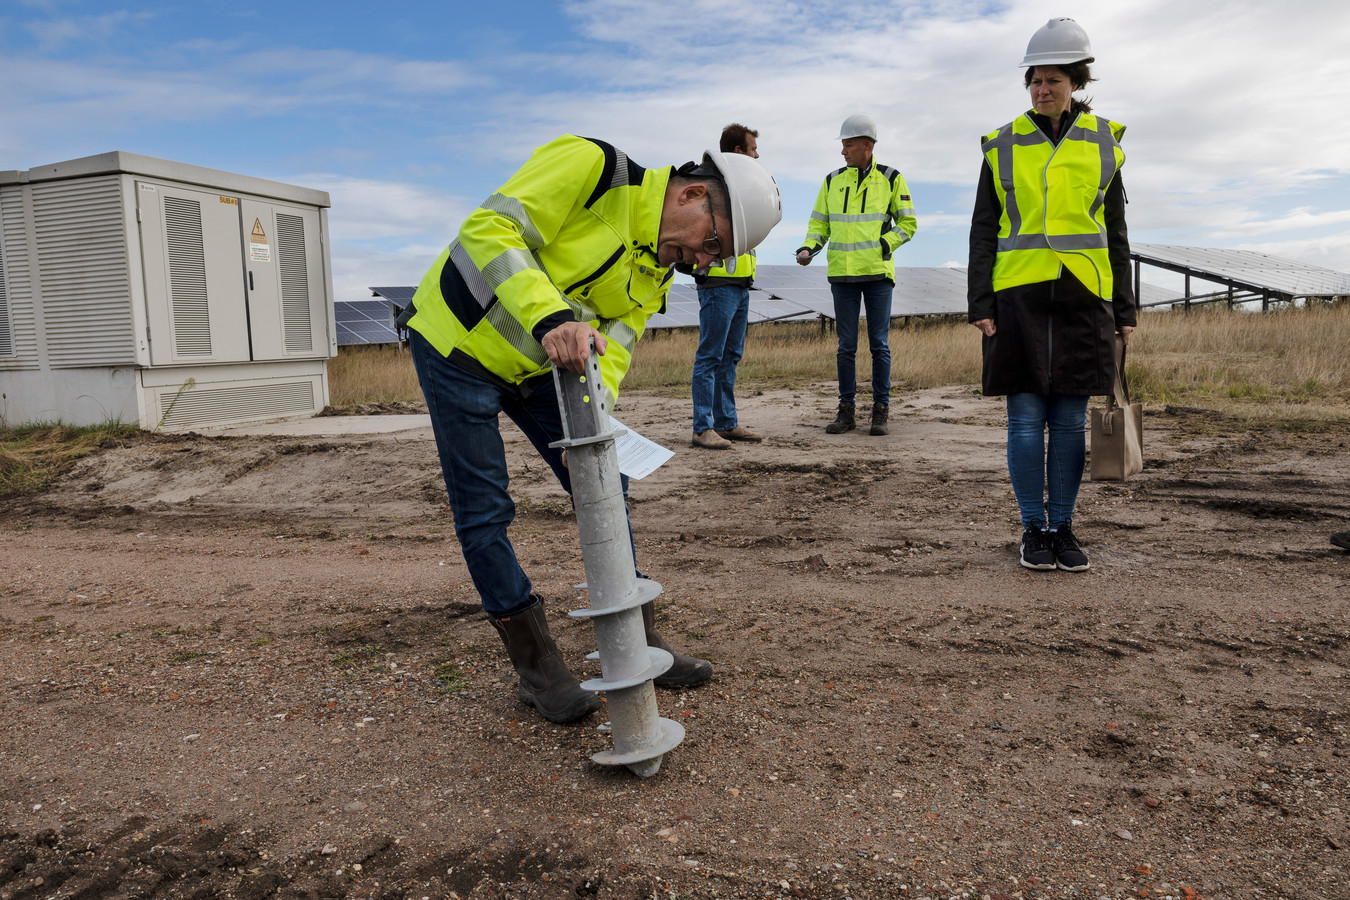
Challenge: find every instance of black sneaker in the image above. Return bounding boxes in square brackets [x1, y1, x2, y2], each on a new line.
[1050, 526, 1090, 571]
[1019, 527, 1056, 570]
[1332, 531, 1350, 551]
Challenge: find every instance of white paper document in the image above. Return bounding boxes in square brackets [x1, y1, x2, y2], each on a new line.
[609, 418, 673, 480]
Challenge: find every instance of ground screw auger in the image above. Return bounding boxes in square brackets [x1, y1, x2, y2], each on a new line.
[549, 344, 684, 778]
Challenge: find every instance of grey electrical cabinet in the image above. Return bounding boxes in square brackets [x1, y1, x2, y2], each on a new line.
[0, 151, 336, 430]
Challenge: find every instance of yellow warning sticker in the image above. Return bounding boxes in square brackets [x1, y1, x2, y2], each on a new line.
[250, 218, 267, 244]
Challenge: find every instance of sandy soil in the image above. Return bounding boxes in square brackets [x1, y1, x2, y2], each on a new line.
[2, 385, 1349, 900]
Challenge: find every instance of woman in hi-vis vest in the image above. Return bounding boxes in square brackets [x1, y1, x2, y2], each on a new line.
[967, 17, 1138, 572]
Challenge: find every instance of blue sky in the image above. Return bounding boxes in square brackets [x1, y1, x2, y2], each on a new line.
[5, 0, 1350, 301]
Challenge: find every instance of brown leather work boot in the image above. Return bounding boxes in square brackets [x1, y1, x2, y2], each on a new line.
[692, 430, 732, 450]
[640, 602, 712, 688]
[715, 425, 763, 442]
[489, 598, 600, 723]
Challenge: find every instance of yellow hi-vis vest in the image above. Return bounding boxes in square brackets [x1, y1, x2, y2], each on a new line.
[704, 250, 756, 283]
[799, 161, 917, 282]
[406, 135, 673, 404]
[981, 112, 1125, 299]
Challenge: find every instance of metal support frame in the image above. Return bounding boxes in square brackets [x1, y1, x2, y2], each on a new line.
[549, 343, 683, 778]
[1130, 250, 1302, 313]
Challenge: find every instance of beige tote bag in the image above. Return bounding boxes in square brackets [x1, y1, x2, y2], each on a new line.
[1089, 336, 1143, 481]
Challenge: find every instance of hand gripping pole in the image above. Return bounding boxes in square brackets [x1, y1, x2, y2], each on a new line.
[549, 342, 684, 777]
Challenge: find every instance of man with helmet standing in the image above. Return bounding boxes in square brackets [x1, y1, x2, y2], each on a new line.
[691, 123, 764, 450]
[968, 18, 1137, 572]
[797, 115, 918, 436]
[402, 134, 782, 723]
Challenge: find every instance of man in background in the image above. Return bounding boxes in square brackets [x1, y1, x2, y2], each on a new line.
[797, 114, 918, 436]
[691, 123, 764, 449]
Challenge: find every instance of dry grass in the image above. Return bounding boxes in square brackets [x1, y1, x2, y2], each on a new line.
[324, 303, 1350, 422]
[627, 318, 982, 395]
[1128, 304, 1350, 419]
[7, 305, 1348, 500]
[0, 423, 141, 501]
[325, 343, 423, 407]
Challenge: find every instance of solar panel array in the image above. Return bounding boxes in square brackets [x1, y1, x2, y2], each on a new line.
[346, 242, 1333, 342]
[1133, 243, 1350, 298]
[645, 282, 821, 329]
[1138, 282, 1182, 307]
[369, 286, 418, 304]
[644, 283, 701, 329]
[335, 298, 401, 346]
[751, 265, 969, 320]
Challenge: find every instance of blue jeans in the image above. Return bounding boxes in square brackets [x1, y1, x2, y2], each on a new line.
[831, 280, 892, 405]
[692, 285, 749, 433]
[1006, 393, 1090, 531]
[410, 331, 634, 617]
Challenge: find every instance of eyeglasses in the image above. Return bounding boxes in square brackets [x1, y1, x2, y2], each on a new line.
[702, 194, 724, 259]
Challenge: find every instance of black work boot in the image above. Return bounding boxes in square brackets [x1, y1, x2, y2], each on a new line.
[489, 598, 601, 723]
[641, 602, 712, 688]
[869, 402, 890, 436]
[825, 402, 856, 434]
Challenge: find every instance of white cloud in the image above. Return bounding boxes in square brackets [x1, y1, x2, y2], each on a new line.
[301, 175, 472, 242]
[5, 0, 1349, 286]
[329, 242, 447, 302]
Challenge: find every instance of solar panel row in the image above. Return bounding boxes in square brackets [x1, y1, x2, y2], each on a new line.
[335, 298, 401, 345]
[340, 244, 1347, 344]
[1132, 243, 1350, 297]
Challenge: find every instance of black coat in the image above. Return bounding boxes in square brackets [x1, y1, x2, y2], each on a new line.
[967, 109, 1138, 398]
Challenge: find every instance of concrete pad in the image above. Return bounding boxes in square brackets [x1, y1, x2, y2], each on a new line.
[201, 414, 433, 438]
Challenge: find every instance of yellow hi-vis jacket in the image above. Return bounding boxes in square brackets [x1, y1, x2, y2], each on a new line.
[406, 135, 673, 404]
[981, 112, 1126, 300]
[798, 161, 917, 282]
[700, 250, 756, 286]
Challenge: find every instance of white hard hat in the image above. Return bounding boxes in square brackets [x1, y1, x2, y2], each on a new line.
[699, 149, 782, 258]
[1020, 17, 1094, 67]
[838, 114, 878, 142]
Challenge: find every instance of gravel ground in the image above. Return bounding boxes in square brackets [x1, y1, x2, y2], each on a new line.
[2, 386, 1349, 900]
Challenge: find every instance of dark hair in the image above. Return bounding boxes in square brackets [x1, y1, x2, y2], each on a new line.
[719, 123, 759, 154]
[1024, 62, 1096, 114]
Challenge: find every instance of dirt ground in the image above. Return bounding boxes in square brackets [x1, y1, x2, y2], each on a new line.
[3, 385, 1349, 900]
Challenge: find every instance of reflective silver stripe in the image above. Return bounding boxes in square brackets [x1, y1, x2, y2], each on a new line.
[481, 193, 545, 249]
[989, 124, 1022, 237]
[450, 241, 495, 309]
[809, 210, 829, 224]
[597, 318, 638, 354]
[997, 232, 1106, 252]
[831, 240, 882, 252]
[830, 212, 888, 223]
[1063, 117, 1119, 191]
[804, 231, 827, 245]
[1088, 187, 1107, 222]
[894, 203, 916, 216]
[481, 246, 542, 295]
[609, 150, 631, 189]
[566, 296, 597, 323]
[449, 239, 563, 366]
[484, 303, 548, 367]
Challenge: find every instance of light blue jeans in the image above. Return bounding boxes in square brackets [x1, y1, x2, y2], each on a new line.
[692, 284, 750, 433]
[1006, 393, 1090, 531]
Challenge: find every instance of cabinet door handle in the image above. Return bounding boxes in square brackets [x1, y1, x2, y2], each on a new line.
[249, 271, 254, 290]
